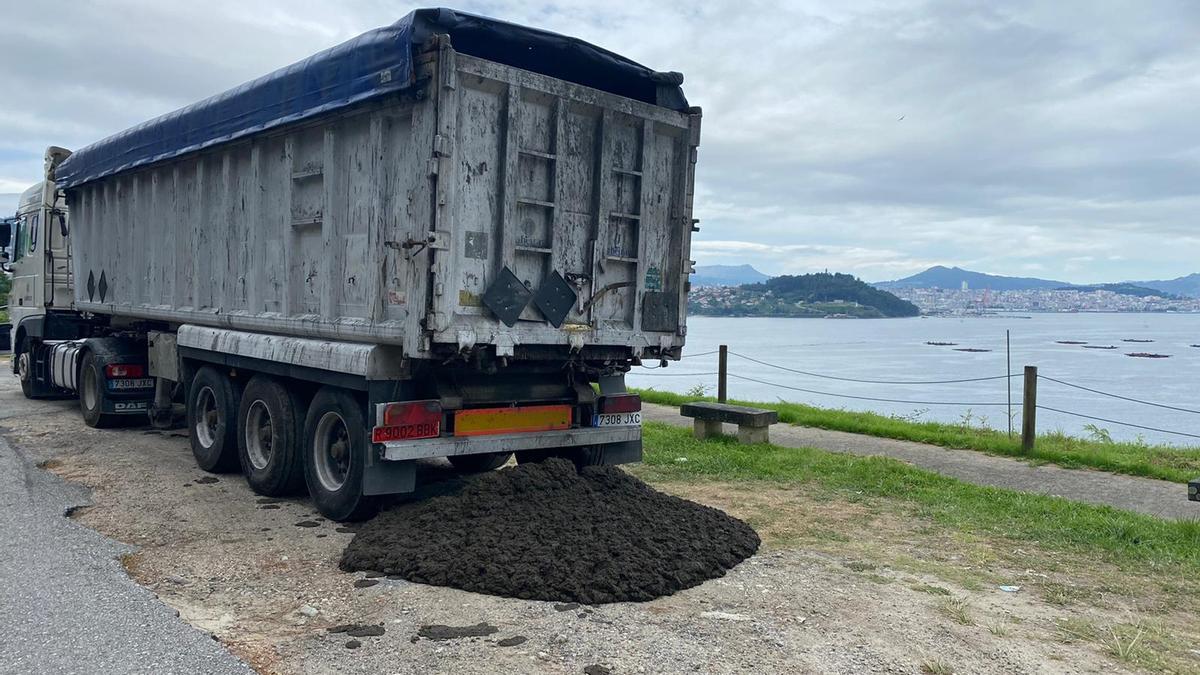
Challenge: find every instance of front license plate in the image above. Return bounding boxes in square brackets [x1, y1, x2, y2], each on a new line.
[108, 378, 154, 390]
[593, 412, 642, 427]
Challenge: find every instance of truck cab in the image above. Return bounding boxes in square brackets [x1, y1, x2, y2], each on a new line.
[5, 147, 76, 390]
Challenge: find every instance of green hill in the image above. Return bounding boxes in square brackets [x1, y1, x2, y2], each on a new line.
[690, 272, 920, 318]
[1055, 283, 1177, 299]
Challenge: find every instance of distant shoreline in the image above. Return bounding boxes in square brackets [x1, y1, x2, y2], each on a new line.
[690, 309, 1200, 319]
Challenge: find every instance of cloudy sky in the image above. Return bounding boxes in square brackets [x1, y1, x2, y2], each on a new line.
[3, 0, 1198, 283]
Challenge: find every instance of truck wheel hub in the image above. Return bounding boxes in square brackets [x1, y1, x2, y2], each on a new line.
[17, 353, 30, 381]
[314, 411, 350, 492]
[244, 400, 274, 470]
[195, 386, 220, 448]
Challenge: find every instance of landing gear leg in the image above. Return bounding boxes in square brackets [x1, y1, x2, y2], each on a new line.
[149, 377, 176, 429]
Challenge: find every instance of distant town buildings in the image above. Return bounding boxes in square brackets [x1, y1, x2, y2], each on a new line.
[887, 287, 1200, 314]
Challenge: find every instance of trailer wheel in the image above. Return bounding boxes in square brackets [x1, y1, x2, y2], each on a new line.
[302, 387, 377, 522]
[187, 366, 240, 473]
[447, 452, 512, 473]
[237, 376, 306, 496]
[79, 352, 119, 428]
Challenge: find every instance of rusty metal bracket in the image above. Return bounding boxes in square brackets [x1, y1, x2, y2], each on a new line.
[581, 281, 633, 312]
[385, 235, 438, 260]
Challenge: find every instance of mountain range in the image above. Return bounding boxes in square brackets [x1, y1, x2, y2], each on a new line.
[1128, 273, 1200, 298]
[693, 263, 1200, 298]
[874, 266, 1068, 291]
[875, 266, 1200, 298]
[691, 264, 770, 287]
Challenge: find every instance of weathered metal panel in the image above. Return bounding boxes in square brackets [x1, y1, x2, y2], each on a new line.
[177, 325, 407, 380]
[427, 53, 699, 358]
[66, 46, 699, 360]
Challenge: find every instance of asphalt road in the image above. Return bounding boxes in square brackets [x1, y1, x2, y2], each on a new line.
[646, 403, 1200, 520]
[0, 383, 252, 674]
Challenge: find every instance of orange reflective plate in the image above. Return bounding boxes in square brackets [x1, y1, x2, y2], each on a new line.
[454, 405, 572, 437]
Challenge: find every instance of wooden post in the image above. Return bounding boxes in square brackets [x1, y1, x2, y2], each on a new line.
[1021, 365, 1037, 452]
[717, 344, 728, 403]
[1006, 330, 1012, 438]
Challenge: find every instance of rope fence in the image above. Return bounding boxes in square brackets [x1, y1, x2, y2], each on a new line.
[727, 372, 1009, 407]
[1037, 375, 1200, 416]
[1034, 406, 1200, 440]
[631, 344, 1200, 445]
[727, 350, 1017, 385]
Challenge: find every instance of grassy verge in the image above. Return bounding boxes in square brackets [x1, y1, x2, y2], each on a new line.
[636, 422, 1200, 573]
[636, 389, 1200, 484]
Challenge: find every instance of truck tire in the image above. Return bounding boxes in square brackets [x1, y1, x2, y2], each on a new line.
[447, 452, 512, 473]
[187, 366, 240, 473]
[237, 376, 306, 496]
[302, 387, 377, 522]
[17, 349, 35, 399]
[79, 352, 119, 428]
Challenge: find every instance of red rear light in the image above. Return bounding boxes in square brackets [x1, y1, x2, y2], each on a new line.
[598, 394, 641, 414]
[373, 400, 442, 443]
[105, 364, 145, 378]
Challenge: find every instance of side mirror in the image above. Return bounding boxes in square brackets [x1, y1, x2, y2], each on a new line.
[0, 220, 10, 248]
[55, 211, 68, 237]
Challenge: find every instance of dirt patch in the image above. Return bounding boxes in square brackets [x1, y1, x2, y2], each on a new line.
[5, 384, 1195, 674]
[416, 623, 499, 641]
[340, 459, 760, 604]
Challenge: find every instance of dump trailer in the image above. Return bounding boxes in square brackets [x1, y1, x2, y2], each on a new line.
[7, 8, 700, 520]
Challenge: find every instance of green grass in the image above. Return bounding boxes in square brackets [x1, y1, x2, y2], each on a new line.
[639, 422, 1200, 573]
[636, 389, 1200, 484]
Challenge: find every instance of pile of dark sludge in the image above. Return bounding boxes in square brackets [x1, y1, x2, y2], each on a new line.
[340, 459, 759, 604]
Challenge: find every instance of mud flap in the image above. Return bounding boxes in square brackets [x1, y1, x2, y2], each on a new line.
[593, 373, 642, 465]
[593, 438, 643, 466]
[363, 457, 416, 496]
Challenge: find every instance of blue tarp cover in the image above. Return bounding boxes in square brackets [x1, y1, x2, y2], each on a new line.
[56, 7, 687, 189]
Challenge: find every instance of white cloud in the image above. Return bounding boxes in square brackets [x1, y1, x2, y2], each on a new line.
[2, 0, 1198, 283]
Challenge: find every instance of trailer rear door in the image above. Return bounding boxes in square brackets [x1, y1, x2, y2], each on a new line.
[425, 46, 700, 355]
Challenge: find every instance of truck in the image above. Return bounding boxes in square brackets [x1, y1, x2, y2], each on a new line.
[2, 8, 700, 521]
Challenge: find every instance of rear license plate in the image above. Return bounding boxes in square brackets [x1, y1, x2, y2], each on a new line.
[593, 412, 642, 427]
[454, 405, 572, 437]
[372, 420, 440, 443]
[108, 378, 154, 390]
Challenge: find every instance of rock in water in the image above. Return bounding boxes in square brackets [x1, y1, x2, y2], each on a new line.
[340, 459, 759, 604]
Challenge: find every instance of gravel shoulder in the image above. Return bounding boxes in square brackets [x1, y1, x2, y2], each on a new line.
[0, 406, 251, 672]
[1, 369, 1192, 673]
[644, 404, 1200, 520]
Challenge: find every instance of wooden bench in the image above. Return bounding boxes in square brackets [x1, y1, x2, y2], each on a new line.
[680, 402, 779, 444]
